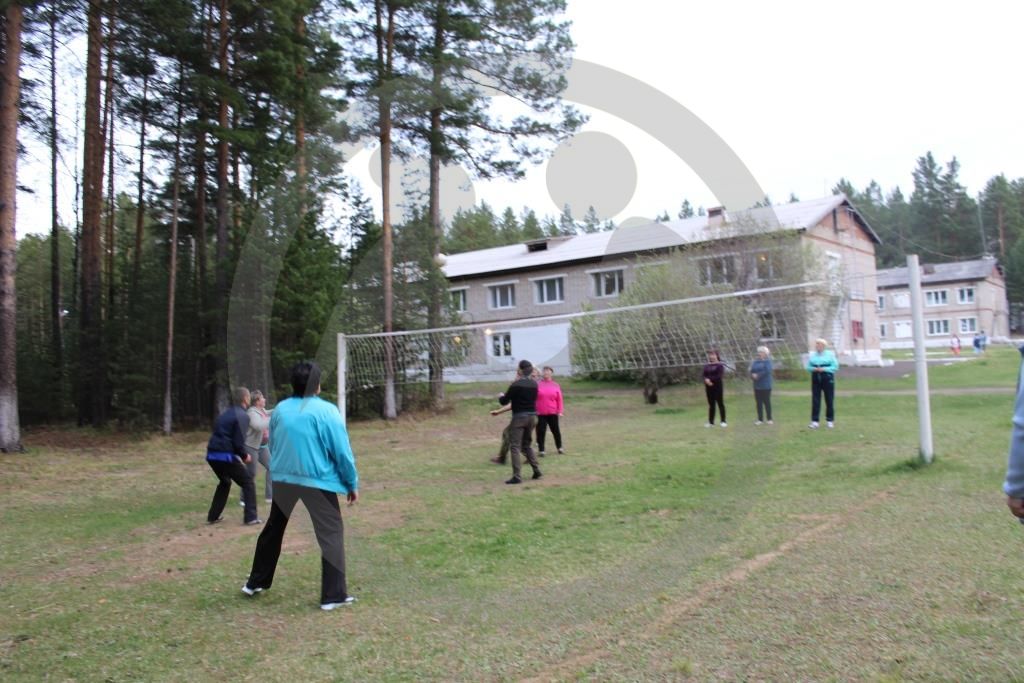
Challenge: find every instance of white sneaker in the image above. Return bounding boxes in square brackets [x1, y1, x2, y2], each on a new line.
[321, 596, 357, 610]
[754, 421, 763, 426]
[826, 421, 834, 429]
[239, 500, 246, 507]
[766, 420, 774, 425]
[705, 423, 713, 428]
[720, 422, 727, 428]
[809, 421, 819, 429]
[241, 584, 264, 596]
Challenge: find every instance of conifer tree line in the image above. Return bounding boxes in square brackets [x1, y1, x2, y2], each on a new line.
[1, 0, 580, 445]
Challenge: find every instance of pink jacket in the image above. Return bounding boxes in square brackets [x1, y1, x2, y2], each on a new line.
[536, 379, 563, 416]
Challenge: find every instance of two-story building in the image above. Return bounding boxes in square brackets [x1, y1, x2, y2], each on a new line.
[875, 257, 1010, 348]
[440, 194, 882, 380]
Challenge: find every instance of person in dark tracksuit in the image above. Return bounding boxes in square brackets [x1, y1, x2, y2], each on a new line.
[205, 387, 260, 525]
[490, 359, 542, 484]
[749, 345, 774, 425]
[702, 350, 727, 428]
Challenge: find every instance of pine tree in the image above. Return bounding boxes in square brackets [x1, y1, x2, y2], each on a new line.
[677, 199, 694, 219]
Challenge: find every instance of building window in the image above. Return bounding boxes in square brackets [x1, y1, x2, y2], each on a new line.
[925, 290, 948, 306]
[879, 322, 888, 338]
[697, 255, 735, 285]
[958, 287, 975, 304]
[877, 294, 885, 311]
[535, 277, 564, 304]
[450, 288, 467, 312]
[894, 321, 912, 338]
[592, 270, 624, 298]
[758, 311, 784, 340]
[926, 319, 950, 336]
[852, 320, 864, 340]
[755, 251, 782, 282]
[893, 292, 910, 309]
[958, 317, 978, 334]
[490, 332, 512, 357]
[488, 283, 515, 309]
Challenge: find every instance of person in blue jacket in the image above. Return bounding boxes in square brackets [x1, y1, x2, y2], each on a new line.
[243, 361, 360, 611]
[806, 338, 839, 429]
[749, 345, 774, 425]
[205, 387, 259, 525]
[1004, 345, 1024, 522]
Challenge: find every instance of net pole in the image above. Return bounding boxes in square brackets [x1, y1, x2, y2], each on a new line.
[338, 333, 347, 426]
[907, 254, 934, 463]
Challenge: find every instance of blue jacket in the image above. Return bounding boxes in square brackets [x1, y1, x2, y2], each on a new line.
[749, 358, 773, 390]
[269, 396, 358, 494]
[806, 349, 839, 376]
[206, 405, 249, 462]
[1004, 346, 1024, 499]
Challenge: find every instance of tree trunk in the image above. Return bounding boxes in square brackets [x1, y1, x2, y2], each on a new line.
[212, 0, 230, 416]
[163, 67, 184, 435]
[132, 65, 149, 295]
[377, 0, 396, 419]
[0, 3, 23, 451]
[79, 0, 107, 426]
[102, 4, 115, 314]
[426, 0, 446, 409]
[294, 10, 307, 216]
[48, 2, 63, 402]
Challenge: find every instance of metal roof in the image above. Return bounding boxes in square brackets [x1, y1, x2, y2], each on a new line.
[443, 194, 879, 280]
[876, 257, 1001, 289]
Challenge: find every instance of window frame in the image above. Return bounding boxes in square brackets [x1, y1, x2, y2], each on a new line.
[530, 274, 566, 305]
[449, 287, 468, 313]
[926, 319, 950, 336]
[924, 289, 949, 307]
[958, 317, 978, 334]
[957, 287, 975, 305]
[490, 331, 512, 357]
[588, 268, 625, 298]
[487, 281, 517, 310]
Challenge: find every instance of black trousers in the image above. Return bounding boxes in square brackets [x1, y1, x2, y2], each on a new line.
[207, 458, 257, 523]
[754, 389, 772, 421]
[705, 382, 725, 424]
[246, 482, 349, 605]
[536, 414, 562, 452]
[810, 372, 835, 422]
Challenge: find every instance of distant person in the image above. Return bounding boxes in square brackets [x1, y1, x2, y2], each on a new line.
[245, 389, 273, 503]
[490, 359, 542, 484]
[205, 387, 260, 525]
[973, 331, 983, 355]
[243, 361, 360, 611]
[980, 330, 988, 353]
[1004, 345, 1024, 523]
[535, 366, 565, 456]
[806, 338, 838, 429]
[702, 349, 727, 428]
[749, 345, 774, 425]
[490, 423, 512, 465]
[950, 334, 961, 356]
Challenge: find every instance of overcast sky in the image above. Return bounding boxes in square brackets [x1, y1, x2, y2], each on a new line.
[16, 0, 1024, 236]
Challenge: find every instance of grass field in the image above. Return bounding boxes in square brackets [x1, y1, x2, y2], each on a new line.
[3, 348, 1024, 681]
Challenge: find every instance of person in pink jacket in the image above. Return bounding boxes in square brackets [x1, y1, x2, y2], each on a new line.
[535, 366, 565, 456]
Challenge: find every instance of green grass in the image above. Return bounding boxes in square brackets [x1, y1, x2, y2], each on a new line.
[2, 352, 1024, 681]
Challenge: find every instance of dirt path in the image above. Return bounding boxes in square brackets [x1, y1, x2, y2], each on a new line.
[519, 487, 899, 683]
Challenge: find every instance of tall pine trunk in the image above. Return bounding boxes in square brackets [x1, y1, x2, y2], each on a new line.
[0, 2, 23, 451]
[48, 2, 63, 405]
[79, 0, 107, 426]
[132, 66, 149, 295]
[376, 0, 396, 419]
[426, 0, 446, 409]
[163, 68, 184, 435]
[102, 5, 115, 314]
[212, 0, 230, 416]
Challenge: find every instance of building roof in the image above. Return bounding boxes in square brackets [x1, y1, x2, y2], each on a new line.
[443, 194, 879, 280]
[876, 257, 1002, 289]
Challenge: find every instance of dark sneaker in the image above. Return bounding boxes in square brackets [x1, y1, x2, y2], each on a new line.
[490, 457, 505, 465]
[505, 476, 522, 485]
[321, 596, 357, 610]
[241, 584, 264, 596]
[245, 518, 263, 526]
[531, 470, 543, 480]
[207, 516, 224, 525]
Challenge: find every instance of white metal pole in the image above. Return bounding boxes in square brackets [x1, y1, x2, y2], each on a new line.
[337, 333, 347, 426]
[907, 255, 934, 462]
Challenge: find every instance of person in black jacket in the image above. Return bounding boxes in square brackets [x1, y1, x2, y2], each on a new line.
[490, 359, 542, 484]
[205, 387, 261, 525]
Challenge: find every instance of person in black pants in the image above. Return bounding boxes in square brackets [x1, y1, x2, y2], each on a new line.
[205, 387, 260, 525]
[490, 359, 542, 484]
[702, 350, 727, 427]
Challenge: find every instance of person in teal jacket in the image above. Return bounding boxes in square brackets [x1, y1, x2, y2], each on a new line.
[806, 338, 838, 429]
[243, 360, 360, 610]
[1004, 345, 1024, 522]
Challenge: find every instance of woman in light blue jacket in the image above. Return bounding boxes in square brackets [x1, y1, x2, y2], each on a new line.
[806, 338, 838, 429]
